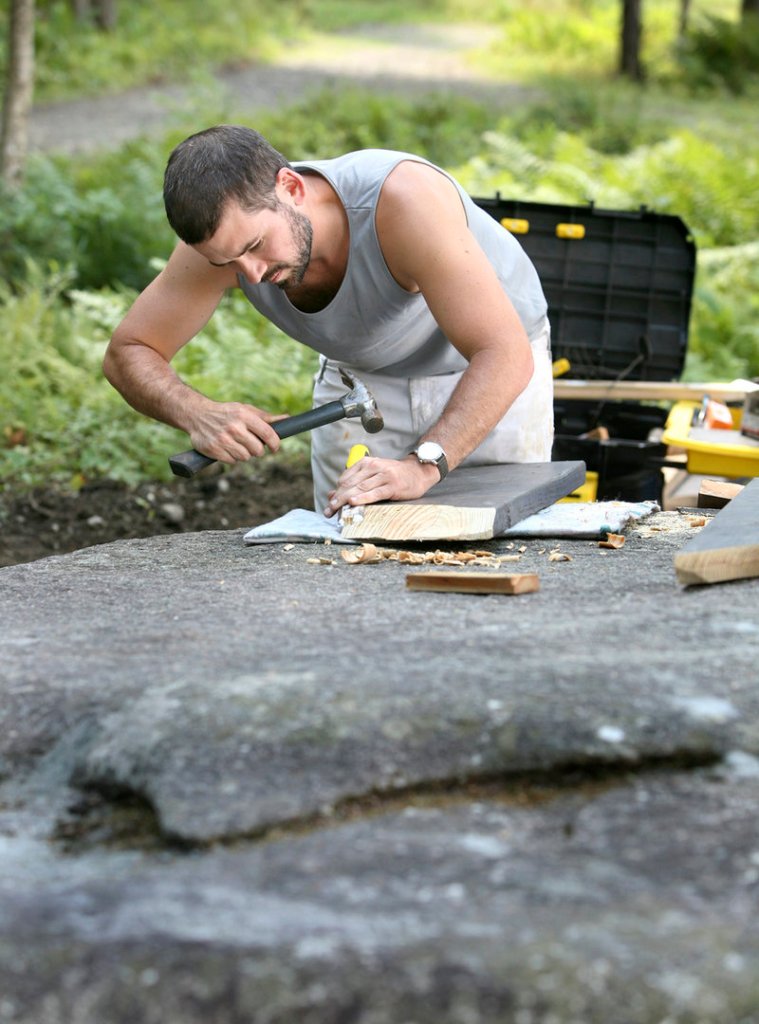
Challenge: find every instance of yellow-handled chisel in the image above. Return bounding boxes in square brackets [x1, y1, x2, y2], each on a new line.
[339, 444, 370, 526]
[346, 443, 370, 468]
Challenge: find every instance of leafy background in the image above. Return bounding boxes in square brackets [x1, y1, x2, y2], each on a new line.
[1, 0, 757, 489]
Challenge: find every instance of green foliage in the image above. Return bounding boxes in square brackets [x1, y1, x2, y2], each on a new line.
[504, 77, 669, 156]
[454, 123, 759, 250]
[0, 263, 316, 490]
[0, 143, 172, 291]
[0, 0, 284, 102]
[467, 0, 756, 97]
[253, 88, 495, 168]
[685, 244, 759, 381]
[292, 0, 452, 31]
[2, 1, 758, 489]
[0, 90, 494, 296]
[678, 14, 759, 95]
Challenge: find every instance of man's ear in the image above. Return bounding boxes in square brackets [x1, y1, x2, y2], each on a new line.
[275, 167, 306, 205]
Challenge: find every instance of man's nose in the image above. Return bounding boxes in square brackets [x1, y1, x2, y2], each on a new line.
[237, 253, 267, 284]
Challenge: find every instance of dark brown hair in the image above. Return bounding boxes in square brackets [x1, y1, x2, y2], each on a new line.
[163, 125, 291, 244]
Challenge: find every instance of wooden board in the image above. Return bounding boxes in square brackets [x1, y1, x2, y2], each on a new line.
[553, 379, 758, 404]
[697, 479, 745, 510]
[406, 571, 540, 595]
[675, 478, 759, 586]
[341, 461, 586, 542]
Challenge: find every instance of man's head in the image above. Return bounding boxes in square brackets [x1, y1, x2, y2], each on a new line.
[163, 125, 291, 245]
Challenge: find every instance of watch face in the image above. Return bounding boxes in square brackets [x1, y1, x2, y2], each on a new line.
[416, 441, 444, 461]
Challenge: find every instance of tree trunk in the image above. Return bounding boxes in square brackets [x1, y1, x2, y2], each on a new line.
[678, 0, 692, 41]
[742, 0, 759, 17]
[71, 0, 91, 21]
[1, 0, 36, 187]
[95, 0, 117, 31]
[619, 0, 645, 81]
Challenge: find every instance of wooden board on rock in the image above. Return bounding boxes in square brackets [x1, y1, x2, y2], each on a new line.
[406, 571, 540, 595]
[675, 478, 759, 586]
[341, 461, 586, 542]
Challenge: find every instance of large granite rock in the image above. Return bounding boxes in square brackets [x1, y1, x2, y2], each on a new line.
[1, 510, 758, 1021]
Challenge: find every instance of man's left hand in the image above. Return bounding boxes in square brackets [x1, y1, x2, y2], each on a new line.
[324, 455, 441, 517]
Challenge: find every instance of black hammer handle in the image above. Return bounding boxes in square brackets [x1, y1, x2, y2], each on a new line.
[168, 400, 346, 478]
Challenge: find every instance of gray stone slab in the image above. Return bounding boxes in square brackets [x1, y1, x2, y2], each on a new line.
[2, 511, 759, 1020]
[1, 512, 759, 845]
[1, 766, 759, 1023]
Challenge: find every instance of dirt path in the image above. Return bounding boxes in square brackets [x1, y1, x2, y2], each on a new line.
[30, 22, 533, 155]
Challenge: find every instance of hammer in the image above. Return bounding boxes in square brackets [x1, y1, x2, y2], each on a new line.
[168, 368, 384, 478]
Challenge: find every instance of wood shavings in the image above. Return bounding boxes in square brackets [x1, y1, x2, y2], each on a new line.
[687, 516, 707, 528]
[340, 545, 523, 568]
[548, 551, 572, 562]
[283, 544, 294, 551]
[340, 544, 383, 564]
[306, 557, 335, 565]
[396, 550, 427, 564]
[599, 533, 625, 549]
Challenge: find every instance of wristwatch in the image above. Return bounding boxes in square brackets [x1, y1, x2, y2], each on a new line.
[412, 441, 449, 481]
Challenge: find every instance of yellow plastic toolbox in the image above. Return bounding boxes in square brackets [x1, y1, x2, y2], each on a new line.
[662, 401, 759, 478]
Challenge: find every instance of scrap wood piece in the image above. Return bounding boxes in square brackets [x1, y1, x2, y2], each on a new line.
[674, 478, 759, 586]
[599, 533, 625, 549]
[341, 462, 586, 542]
[697, 479, 745, 510]
[406, 571, 540, 595]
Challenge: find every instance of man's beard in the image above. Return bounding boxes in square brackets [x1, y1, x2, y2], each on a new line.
[268, 203, 313, 289]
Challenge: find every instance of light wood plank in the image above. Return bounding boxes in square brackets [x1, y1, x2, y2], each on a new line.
[406, 571, 540, 595]
[554, 379, 758, 404]
[343, 503, 495, 542]
[675, 478, 759, 586]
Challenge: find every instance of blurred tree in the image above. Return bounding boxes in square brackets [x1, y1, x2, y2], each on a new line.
[743, 0, 759, 16]
[619, 0, 644, 80]
[71, 0, 117, 31]
[1, 0, 35, 186]
[678, 0, 692, 42]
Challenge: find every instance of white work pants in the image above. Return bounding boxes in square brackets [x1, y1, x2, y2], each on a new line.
[310, 319, 554, 511]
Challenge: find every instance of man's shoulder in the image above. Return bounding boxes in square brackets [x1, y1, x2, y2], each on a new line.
[296, 149, 439, 190]
[378, 158, 462, 214]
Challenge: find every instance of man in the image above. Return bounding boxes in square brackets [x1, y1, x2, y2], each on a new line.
[104, 124, 553, 516]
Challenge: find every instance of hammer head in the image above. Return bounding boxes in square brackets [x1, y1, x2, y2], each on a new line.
[338, 368, 384, 434]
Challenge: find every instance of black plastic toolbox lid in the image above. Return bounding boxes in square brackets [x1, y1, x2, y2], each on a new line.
[474, 196, 696, 382]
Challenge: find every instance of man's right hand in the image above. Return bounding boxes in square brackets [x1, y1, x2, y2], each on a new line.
[187, 400, 283, 464]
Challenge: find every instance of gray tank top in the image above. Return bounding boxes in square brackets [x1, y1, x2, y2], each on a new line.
[238, 150, 547, 377]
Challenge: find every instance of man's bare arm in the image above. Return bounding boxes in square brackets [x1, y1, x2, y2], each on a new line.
[325, 161, 535, 513]
[103, 243, 281, 462]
